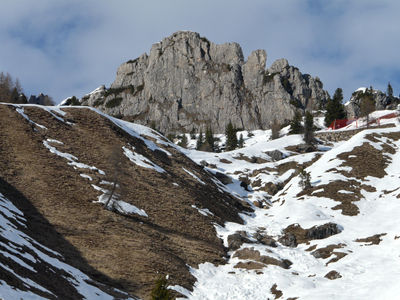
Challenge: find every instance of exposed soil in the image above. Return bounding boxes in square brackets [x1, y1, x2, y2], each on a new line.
[233, 153, 269, 164]
[355, 233, 387, 245]
[233, 248, 292, 269]
[324, 270, 342, 280]
[270, 283, 283, 299]
[311, 244, 347, 265]
[233, 261, 265, 270]
[0, 105, 252, 299]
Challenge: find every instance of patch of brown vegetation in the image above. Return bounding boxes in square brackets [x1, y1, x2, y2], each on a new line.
[305, 245, 317, 251]
[300, 180, 376, 216]
[326, 252, 347, 265]
[0, 105, 252, 298]
[233, 153, 269, 164]
[233, 261, 265, 270]
[324, 270, 342, 280]
[233, 248, 292, 269]
[270, 283, 283, 299]
[219, 158, 232, 164]
[337, 132, 400, 180]
[355, 233, 387, 245]
[311, 244, 347, 265]
[311, 244, 345, 259]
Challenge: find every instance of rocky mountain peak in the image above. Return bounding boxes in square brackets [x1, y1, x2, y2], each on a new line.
[79, 31, 329, 134]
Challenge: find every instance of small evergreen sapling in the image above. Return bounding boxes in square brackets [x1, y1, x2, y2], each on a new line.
[289, 111, 303, 134]
[324, 88, 346, 127]
[151, 276, 173, 300]
[178, 134, 188, 148]
[196, 130, 204, 150]
[225, 121, 238, 151]
[387, 82, 394, 98]
[205, 126, 215, 152]
[298, 167, 311, 189]
[238, 133, 244, 148]
[303, 111, 315, 145]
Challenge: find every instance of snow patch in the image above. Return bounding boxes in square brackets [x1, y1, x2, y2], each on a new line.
[183, 168, 205, 185]
[123, 146, 165, 173]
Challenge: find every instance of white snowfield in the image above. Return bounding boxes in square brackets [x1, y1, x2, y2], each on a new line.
[174, 114, 400, 300]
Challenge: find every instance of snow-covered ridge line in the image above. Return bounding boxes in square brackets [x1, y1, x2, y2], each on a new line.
[62, 106, 174, 156]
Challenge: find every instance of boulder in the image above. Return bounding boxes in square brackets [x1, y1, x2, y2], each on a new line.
[227, 231, 253, 251]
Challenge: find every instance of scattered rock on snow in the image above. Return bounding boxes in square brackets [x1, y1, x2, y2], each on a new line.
[253, 232, 278, 247]
[227, 231, 253, 251]
[270, 283, 283, 299]
[213, 171, 233, 185]
[355, 233, 387, 245]
[279, 223, 342, 247]
[265, 150, 285, 161]
[324, 270, 342, 280]
[233, 248, 292, 269]
[306, 223, 342, 240]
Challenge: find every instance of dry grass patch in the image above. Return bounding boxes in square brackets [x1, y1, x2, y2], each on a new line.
[270, 284, 283, 299]
[355, 233, 387, 245]
[233, 248, 292, 269]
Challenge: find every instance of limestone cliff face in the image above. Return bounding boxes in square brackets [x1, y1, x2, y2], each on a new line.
[345, 87, 400, 118]
[81, 31, 329, 133]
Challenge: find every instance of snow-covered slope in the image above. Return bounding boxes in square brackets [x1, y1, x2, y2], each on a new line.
[174, 117, 400, 299]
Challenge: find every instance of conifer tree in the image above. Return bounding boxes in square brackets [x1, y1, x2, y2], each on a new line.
[205, 126, 215, 152]
[150, 276, 172, 300]
[387, 82, 394, 98]
[303, 111, 315, 144]
[289, 111, 303, 134]
[360, 88, 375, 127]
[178, 134, 188, 148]
[196, 129, 204, 150]
[324, 88, 347, 127]
[225, 121, 238, 151]
[238, 133, 244, 148]
[190, 127, 196, 140]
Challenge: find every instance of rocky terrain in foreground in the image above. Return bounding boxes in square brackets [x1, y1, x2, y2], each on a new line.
[77, 31, 329, 134]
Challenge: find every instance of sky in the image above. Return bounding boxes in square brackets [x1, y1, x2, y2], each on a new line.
[1, 0, 400, 103]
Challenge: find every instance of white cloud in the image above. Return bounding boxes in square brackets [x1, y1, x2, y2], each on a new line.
[1, 0, 400, 102]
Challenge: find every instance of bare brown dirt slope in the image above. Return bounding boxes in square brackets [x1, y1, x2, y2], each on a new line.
[0, 104, 251, 299]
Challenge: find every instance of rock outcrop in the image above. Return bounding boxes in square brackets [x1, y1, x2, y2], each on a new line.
[80, 31, 329, 133]
[345, 87, 400, 118]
